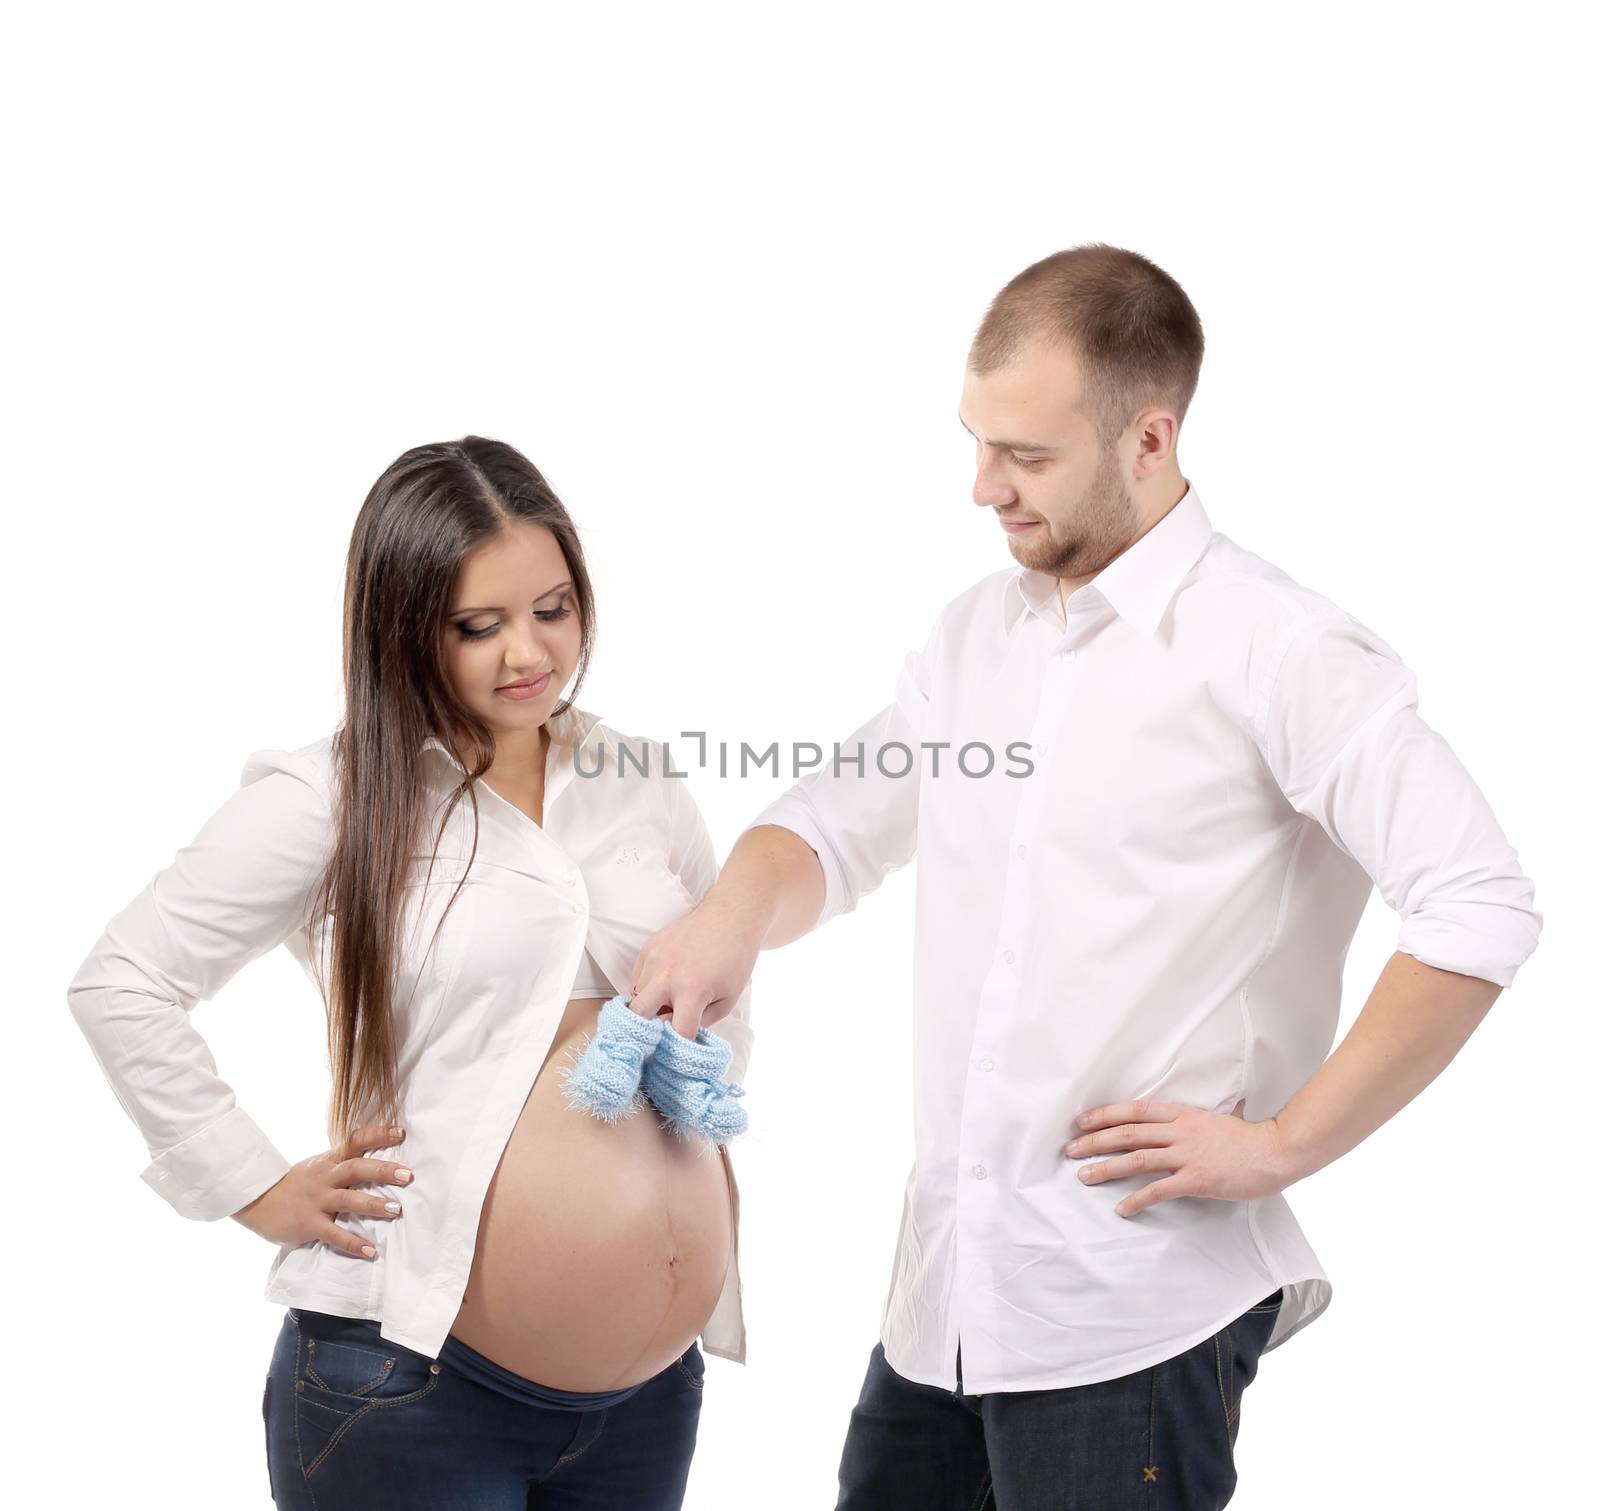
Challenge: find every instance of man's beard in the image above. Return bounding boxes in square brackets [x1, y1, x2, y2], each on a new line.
[1011, 446, 1137, 579]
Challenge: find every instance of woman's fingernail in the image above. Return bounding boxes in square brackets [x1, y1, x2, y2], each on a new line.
[391, 1126, 404, 1139]
[362, 1244, 377, 1258]
[384, 1201, 401, 1214]
[396, 1168, 413, 1182]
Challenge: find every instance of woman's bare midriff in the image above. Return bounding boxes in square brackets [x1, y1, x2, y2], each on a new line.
[445, 995, 734, 1392]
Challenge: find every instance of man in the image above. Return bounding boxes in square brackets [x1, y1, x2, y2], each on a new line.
[627, 243, 1542, 1508]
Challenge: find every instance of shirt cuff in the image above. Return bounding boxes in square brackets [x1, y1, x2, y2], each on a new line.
[139, 1104, 294, 1222]
[745, 793, 853, 932]
[1395, 900, 1542, 990]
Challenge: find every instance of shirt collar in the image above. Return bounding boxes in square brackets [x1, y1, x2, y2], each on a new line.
[420, 703, 605, 776]
[1002, 481, 1214, 639]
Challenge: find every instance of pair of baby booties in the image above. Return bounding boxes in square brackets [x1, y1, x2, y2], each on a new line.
[561, 994, 747, 1146]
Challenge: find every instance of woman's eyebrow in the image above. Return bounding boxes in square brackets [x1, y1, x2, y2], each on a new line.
[450, 579, 572, 615]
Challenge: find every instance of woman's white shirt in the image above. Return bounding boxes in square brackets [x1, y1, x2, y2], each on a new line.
[66, 704, 753, 1363]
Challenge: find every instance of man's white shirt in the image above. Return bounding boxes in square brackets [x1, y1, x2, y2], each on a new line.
[749, 481, 1540, 1393]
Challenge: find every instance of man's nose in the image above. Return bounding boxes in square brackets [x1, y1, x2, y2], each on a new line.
[972, 451, 1017, 509]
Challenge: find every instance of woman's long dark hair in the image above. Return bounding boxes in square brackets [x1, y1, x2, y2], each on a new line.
[309, 436, 597, 1149]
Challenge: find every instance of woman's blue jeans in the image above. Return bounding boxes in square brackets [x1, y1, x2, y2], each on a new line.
[263, 1306, 704, 1508]
[835, 1288, 1286, 1509]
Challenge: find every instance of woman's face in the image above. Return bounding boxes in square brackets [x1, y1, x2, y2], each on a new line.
[440, 521, 585, 738]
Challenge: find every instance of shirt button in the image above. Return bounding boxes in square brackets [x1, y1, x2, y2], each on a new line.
[572, 901, 586, 915]
[1063, 648, 1077, 662]
[1002, 949, 1015, 964]
[973, 1164, 988, 1180]
[1015, 843, 1028, 860]
[562, 872, 577, 887]
[1038, 742, 1049, 755]
[979, 1057, 994, 1072]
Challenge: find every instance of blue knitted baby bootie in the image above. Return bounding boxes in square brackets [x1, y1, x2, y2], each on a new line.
[641, 1018, 749, 1146]
[561, 995, 664, 1122]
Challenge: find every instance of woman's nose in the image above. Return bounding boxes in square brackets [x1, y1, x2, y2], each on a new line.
[503, 624, 550, 672]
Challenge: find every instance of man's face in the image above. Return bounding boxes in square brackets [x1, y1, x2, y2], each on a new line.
[958, 338, 1138, 581]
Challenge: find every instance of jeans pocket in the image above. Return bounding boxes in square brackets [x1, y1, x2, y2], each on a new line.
[292, 1313, 442, 1479]
[674, 1341, 706, 1391]
[302, 1334, 410, 1399]
[1217, 1293, 1280, 1449]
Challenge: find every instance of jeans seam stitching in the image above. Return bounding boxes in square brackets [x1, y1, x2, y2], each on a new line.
[289, 1312, 320, 1511]
[1213, 1327, 1237, 1456]
[1147, 1362, 1159, 1508]
[556, 1414, 607, 1466]
[1229, 1324, 1238, 1410]
[675, 1356, 706, 1390]
[304, 1348, 394, 1398]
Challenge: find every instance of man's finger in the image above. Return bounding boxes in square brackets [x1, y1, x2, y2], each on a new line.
[628, 979, 674, 1019]
[626, 945, 653, 998]
[663, 993, 715, 1039]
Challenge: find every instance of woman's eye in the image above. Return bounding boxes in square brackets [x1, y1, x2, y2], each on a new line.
[456, 598, 572, 639]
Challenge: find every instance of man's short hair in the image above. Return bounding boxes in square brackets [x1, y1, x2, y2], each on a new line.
[970, 243, 1205, 448]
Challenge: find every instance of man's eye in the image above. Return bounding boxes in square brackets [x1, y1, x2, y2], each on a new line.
[1012, 455, 1045, 470]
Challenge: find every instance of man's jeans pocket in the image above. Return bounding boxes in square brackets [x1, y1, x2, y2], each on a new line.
[1218, 1287, 1283, 1449]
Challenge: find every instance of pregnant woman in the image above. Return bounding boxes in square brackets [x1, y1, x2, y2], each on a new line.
[66, 436, 751, 1509]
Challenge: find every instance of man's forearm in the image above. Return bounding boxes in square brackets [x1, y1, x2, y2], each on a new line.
[1273, 950, 1502, 1183]
[702, 823, 826, 949]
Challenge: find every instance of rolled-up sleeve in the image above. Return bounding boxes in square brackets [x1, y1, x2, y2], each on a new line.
[1256, 611, 1542, 989]
[745, 614, 941, 932]
[66, 748, 335, 1220]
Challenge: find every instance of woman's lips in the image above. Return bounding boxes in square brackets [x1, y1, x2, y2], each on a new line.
[497, 671, 553, 700]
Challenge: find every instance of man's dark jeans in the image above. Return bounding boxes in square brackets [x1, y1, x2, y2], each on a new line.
[836, 1288, 1284, 1509]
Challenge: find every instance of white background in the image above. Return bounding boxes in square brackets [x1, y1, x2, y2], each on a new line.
[5, 2, 1594, 1506]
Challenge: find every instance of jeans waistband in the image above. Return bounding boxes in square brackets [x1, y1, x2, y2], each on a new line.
[289, 1307, 647, 1413]
[434, 1330, 648, 1412]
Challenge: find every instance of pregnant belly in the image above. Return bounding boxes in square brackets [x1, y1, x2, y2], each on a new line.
[446, 996, 734, 1392]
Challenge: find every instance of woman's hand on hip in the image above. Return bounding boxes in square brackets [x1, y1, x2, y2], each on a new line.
[229, 1123, 412, 1260]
